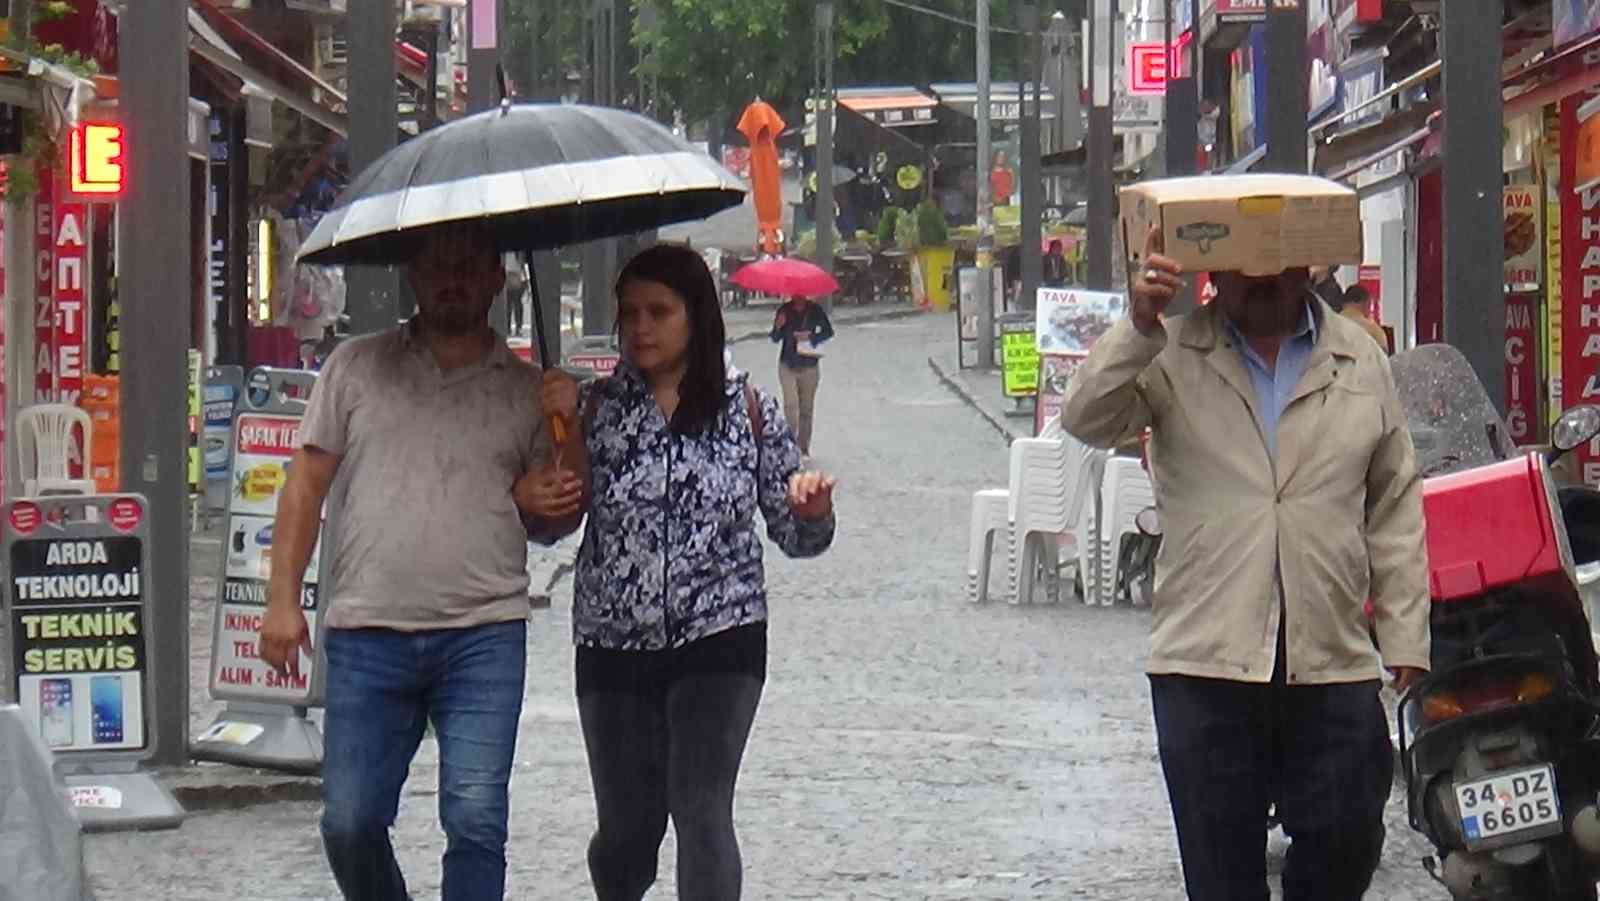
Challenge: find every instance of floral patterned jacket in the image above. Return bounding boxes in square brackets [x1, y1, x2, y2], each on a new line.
[573, 363, 836, 650]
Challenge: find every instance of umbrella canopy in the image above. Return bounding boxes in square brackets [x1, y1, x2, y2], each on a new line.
[297, 103, 746, 266]
[730, 258, 840, 298]
[737, 99, 786, 254]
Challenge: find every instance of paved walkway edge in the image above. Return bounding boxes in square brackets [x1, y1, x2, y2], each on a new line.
[927, 356, 1021, 445]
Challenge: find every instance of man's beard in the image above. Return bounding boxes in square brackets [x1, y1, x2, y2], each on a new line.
[1229, 282, 1303, 339]
[419, 298, 490, 337]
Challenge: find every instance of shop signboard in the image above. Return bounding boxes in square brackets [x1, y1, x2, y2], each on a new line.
[999, 314, 1039, 398]
[1560, 92, 1600, 485]
[34, 164, 52, 401]
[1505, 185, 1544, 292]
[1034, 354, 1085, 436]
[52, 197, 87, 406]
[1334, 49, 1387, 136]
[955, 266, 1006, 369]
[2, 494, 184, 829]
[1555, 0, 1600, 47]
[1506, 293, 1541, 445]
[203, 366, 244, 512]
[1036, 287, 1125, 355]
[1576, 94, 1600, 196]
[1202, 0, 1299, 41]
[192, 368, 328, 773]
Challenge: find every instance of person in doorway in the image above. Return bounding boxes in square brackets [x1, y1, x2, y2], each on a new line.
[1043, 239, 1070, 288]
[505, 257, 528, 336]
[569, 244, 837, 900]
[1059, 227, 1430, 901]
[1333, 284, 1390, 352]
[990, 150, 1016, 206]
[770, 293, 835, 459]
[257, 223, 586, 901]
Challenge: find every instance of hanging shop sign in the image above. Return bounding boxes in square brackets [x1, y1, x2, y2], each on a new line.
[52, 199, 87, 407]
[1127, 43, 1170, 96]
[1506, 293, 1541, 445]
[34, 165, 52, 401]
[1504, 185, 1544, 291]
[1576, 94, 1600, 196]
[1559, 92, 1600, 485]
[1555, 0, 1600, 48]
[67, 122, 125, 198]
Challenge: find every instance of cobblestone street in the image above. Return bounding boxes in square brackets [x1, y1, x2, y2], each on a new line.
[82, 313, 1442, 900]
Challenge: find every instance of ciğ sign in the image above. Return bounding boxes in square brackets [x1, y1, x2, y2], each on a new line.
[1505, 293, 1540, 445]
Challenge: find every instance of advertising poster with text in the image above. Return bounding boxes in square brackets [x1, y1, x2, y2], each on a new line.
[11, 529, 148, 753]
[211, 413, 323, 702]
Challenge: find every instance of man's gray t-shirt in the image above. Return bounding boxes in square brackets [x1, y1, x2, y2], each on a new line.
[299, 323, 548, 631]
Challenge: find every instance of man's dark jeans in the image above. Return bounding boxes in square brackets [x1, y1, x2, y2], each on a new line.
[320, 620, 527, 901]
[1149, 670, 1394, 901]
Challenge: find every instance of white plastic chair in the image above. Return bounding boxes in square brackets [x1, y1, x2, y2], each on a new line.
[1096, 455, 1156, 606]
[1007, 432, 1106, 605]
[967, 489, 1011, 603]
[16, 404, 96, 497]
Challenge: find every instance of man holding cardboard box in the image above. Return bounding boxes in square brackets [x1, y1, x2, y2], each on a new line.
[1060, 175, 1430, 901]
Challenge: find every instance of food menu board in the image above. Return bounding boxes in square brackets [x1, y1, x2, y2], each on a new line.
[1035, 288, 1126, 355]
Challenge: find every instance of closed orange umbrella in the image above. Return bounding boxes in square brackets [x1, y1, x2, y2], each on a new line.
[737, 99, 786, 255]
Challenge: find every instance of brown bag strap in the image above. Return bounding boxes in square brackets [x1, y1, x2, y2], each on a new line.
[745, 382, 764, 472]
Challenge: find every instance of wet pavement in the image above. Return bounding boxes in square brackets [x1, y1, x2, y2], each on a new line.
[81, 312, 1443, 899]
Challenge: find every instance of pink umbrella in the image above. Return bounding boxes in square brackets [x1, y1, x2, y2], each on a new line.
[730, 257, 840, 298]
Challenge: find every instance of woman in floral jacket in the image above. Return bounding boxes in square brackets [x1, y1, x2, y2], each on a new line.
[569, 244, 836, 901]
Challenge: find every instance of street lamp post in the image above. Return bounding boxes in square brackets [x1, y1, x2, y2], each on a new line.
[1086, 0, 1115, 291]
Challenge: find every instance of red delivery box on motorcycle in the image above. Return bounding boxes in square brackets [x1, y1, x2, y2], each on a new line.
[1420, 455, 1571, 602]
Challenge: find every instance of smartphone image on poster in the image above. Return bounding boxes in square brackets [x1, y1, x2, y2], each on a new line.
[91, 675, 124, 744]
[39, 678, 74, 748]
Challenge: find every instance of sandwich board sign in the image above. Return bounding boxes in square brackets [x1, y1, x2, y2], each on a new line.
[1, 493, 185, 830]
[191, 368, 329, 774]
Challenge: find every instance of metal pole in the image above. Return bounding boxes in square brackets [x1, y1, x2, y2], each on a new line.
[1162, 0, 1199, 313]
[1442, 0, 1505, 406]
[975, 0, 995, 367]
[815, 1, 836, 302]
[1263, 0, 1307, 173]
[580, 0, 619, 339]
[1019, 4, 1042, 312]
[347, 0, 400, 334]
[121, 0, 191, 767]
[1086, 0, 1115, 291]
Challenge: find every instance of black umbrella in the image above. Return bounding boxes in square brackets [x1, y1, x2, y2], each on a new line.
[297, 101, 746, 367]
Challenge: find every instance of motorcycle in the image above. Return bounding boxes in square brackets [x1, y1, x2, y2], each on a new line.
[1393, 344, 1600, 900]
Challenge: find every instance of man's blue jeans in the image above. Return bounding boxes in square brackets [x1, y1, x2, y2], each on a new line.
[320, 620, 527, 901]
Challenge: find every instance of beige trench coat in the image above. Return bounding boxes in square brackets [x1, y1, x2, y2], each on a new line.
[1060, 303, 1430, 684]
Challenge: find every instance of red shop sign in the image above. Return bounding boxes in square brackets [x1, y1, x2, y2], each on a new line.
[1505, 293, 1541, 445]
[1561, 93, 1600, 484]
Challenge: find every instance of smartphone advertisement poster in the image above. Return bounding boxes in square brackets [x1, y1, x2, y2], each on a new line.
[6, 497, 149, 754]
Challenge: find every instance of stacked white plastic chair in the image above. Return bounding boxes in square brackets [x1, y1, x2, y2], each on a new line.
[966, 487, 1011, 604]
[1007, 424, 1106, 605]
[15, 404, 96, 497]
[1095, 454, 1156, 606]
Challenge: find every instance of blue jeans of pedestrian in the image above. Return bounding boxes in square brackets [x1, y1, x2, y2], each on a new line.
[320, 620, 527, 901]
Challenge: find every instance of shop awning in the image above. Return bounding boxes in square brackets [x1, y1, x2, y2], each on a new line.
[836, 87, 939, 128]
[927, 82, 1058, 122]
[189, 0, 347, 136]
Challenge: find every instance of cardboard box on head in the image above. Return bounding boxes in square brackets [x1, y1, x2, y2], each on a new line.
[1120, 174, 1363, 278]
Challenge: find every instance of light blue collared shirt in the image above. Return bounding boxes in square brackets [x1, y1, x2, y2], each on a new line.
[1223, 303, 1319, 459]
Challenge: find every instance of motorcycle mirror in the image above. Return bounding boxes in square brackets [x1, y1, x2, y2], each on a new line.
[1135, 506, 1162, 538]
[1554, 405, 1600, 453]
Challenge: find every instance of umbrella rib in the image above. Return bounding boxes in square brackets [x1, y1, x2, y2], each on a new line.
[387, 132, 433, 236]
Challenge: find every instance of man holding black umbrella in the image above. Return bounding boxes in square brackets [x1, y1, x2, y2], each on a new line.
[259, 223, 585, 901]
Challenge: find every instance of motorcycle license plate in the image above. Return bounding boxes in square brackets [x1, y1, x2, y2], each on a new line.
[1456, 765, 1561, 846]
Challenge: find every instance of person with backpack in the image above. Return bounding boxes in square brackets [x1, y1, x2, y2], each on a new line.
[564, 244, 837, 900]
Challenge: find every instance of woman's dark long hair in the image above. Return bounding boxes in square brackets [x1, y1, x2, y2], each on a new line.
[616, 244, 729, 435]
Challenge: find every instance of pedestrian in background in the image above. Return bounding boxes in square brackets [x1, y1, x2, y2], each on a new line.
[1060, 227, 1430, 901]
[770, 293, 835, 460]
[1309, 264, 1345, 309]
[258, 223, 586, 901]
[569, 244, 837, 901]
[1043, 239, 1070, 288]
[1333, 284, 1390, 353]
